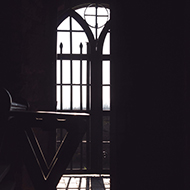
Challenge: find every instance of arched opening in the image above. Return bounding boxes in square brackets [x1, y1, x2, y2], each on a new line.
[56, 3, 111, 189]
[56, 4, 110, 112]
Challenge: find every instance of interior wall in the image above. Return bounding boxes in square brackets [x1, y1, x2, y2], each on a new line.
[111, 1, 185, 189]
[57, 0, 110, 12]
[1, 0, 189, 189]
[0, 1, 57, 189]
[184, 1, 190, 189]
[0, 0, 23, 98]
[20, 0, 56, 110]
[0, 0, 56, 111]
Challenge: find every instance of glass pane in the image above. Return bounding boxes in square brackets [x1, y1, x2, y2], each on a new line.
[72, 18, 83, 30]
[97, 27, 103, 38]
[102, 143, 110, 170]
[72, 61, 80, 84]
[62, 60, 70, 84]
[103, 116, 110, 141]
[103, 32, 110, 55]
[73, 86, 80, 110]
[62, 86, 71, 110]
[75, 8, 86, 20]
[56, 61, 60, 84]
[107, 8, 110, 20]
[85, 6, 96, 15]
[82, 61, 87, 84]
[89, 62, 92, 84]
[82, 86, 87, 110]
[85, 15, 96, 28]
[102, 61, 110, 85]
[88, 86, 92, 110]
[82, 143, 87, 169]
[97, 7, 109, 28]
[57, 32, 70, 54]
[57, 17, 70, 30]
[72, 145, 81, 169]
[97, 7, 108, 16]
[91, 27, 96, 39]
[56, 85, 61, 110]
[102, 86, 110, 110]
[72, 32, 88, 54]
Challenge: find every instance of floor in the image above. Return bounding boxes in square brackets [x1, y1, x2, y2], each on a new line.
[56, 174, 110, 190]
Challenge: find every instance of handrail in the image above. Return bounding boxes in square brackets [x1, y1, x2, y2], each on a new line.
[9, 111, 89, 190]
[0, 88, 89, 190]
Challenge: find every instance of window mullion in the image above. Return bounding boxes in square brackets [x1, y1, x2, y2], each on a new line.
[95, 4, 98, 40]
[87, 42, 90, 111]
[60, 43, 63, 110]
[70, 16, 73, 110]
[80, 43, 83, 110]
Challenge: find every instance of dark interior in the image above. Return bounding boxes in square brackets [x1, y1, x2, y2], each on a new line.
[0, 0, 189, 189]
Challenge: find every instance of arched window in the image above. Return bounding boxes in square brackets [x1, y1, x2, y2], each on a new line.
[56, 3, 110, 173]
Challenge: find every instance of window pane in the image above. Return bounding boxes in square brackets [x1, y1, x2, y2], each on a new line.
[85, 6, 96, 15]
[62, 86, 71, 110]
[103, 32, 110, 55]
[103, 116, 110, 141]
[107, 8, 110, 20]
[85, 15, 96, 28]
[57, 17, 70, 30]
[97, 7, 109, 28]
[73, 86, 80, 110]
[57, 32, 70, 54]
[56, 85, 61, 110]
[102, 143, 110, 170]
[97, 6, 108, 15]
[102, 61, 110, 85]
[72, 18, 83, 30]
[62, 60, 70, 84]
[97, 27, 103, 38]
[82, 86, 87, 110]
[103, 86, 110, 110]
[75, 8, 86, 20]
[82, 61, 87, 84]
[72, 61, 80, 84]
[92, 28, 97, 39]
[56, 61, 60, 84]
[72, 32, 88, 54]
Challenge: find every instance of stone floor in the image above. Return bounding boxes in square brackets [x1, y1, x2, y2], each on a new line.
[56, 174, 110, 190]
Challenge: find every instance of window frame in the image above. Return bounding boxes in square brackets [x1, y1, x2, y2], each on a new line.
[56, 5, 111, 173]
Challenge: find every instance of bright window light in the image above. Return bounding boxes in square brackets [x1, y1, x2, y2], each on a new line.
[56, 5, 110, 111]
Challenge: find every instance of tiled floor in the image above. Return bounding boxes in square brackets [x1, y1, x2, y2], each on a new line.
[56, 174, 110, 190]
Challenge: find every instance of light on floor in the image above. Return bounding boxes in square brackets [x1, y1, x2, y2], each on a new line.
[56, 174, 110, 190]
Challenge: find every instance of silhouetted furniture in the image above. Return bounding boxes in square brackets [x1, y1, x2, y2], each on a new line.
[0, 88, 89, 190]
[0, 88, 28, 190]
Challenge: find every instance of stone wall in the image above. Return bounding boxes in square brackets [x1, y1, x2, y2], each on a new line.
[0, 0, 56, 110]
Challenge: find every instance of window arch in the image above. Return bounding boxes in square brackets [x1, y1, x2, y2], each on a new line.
[56, 4, 110, 112]
[56, 3, 111, 173]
